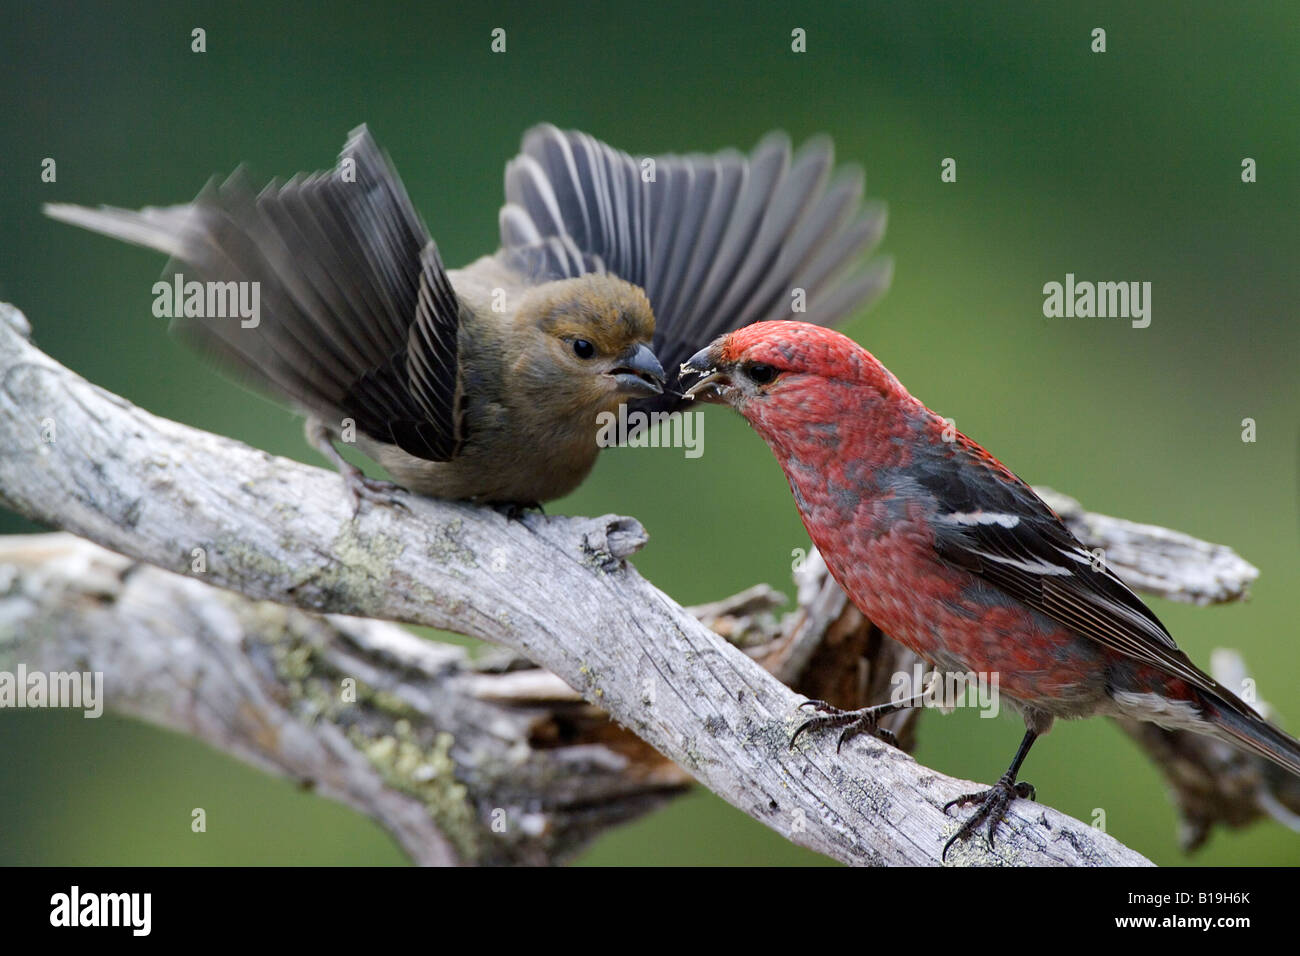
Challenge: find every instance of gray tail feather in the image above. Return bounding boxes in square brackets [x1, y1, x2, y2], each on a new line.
[1205, 694, 1300, 778]
[43, 126, 432, 431]
[44, 200, 203, 261]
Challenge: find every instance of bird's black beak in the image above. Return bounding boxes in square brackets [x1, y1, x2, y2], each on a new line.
[608, 342, 665, 397]
[680, 346, 729, 402]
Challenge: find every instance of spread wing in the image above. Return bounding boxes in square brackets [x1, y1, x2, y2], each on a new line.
[919, 434, 1227, 697]
[46, 126, 465, 461]
[497, 124, 891, 414]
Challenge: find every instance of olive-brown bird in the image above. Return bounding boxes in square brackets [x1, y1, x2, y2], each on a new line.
[45, 125, 890, 509]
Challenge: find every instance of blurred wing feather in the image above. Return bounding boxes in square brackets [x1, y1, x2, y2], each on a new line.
[47, 126, 465, 461]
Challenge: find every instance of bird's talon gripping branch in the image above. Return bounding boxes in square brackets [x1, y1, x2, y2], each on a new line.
[797, 698, 834, 712]
[941, 727, 1039, 859]
[791, 699, 906, 753]
[302, 417, 410, 516]
[942, 775, 1037, 859]
[340, 466, 410, 517]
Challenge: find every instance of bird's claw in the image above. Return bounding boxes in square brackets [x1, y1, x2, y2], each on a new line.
[492, 501, 543, 521]
[343, 470, 410, 516]
[791, 700, 900, 753]
[941, 775, 1036, 860]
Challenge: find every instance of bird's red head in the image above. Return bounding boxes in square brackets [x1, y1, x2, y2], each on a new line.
[682, 320, 909, 413]
[681, 319, 918, 480]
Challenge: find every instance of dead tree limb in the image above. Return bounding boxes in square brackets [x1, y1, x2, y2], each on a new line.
[0, 532, 690, 865]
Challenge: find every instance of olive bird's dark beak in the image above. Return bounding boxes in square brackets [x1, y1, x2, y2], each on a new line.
[681, 347, 729, 402]
[608, 342, 665, 397]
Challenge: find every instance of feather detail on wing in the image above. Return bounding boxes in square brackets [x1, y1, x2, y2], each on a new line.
[921, 433, 1220, 695]
[46, 126, 466, 461]
[497, 124, 891, 415]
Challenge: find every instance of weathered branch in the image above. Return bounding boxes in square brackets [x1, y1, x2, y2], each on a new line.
[0, 299, 1269, 865]
[0, 532, 690, 865]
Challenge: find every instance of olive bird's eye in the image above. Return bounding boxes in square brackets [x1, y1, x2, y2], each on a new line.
[744, 362, 778, 385]
[572, 339, 595, 359]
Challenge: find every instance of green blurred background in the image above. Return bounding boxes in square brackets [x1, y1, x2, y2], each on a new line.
[2, 1, 1297, 865]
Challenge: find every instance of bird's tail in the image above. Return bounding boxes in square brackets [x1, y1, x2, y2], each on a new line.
[1203, 691, 1300, 778]
[43, 126, 436, 438]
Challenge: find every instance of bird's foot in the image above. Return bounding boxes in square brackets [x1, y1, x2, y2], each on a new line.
[304, 418, 409, 516]
[492, 501, 543, 521]
[790, 699, 901, 753]
[941, 774, 1036, 860]
[340, 466, 410, 517]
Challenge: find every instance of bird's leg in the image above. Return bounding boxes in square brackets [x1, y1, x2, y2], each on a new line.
[304, 417, 409, 516]
[942, 728, 1038, 859]
[790, 694, 925, 753]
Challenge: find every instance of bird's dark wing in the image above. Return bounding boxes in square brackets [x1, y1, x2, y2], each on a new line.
[920, 433, 1227, 697]
[45, 126, 465, 461]
[497, 124, 891, 413]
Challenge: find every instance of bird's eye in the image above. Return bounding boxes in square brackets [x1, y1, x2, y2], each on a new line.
[572, 339, 595, 359]
[744, 362, 778, 385]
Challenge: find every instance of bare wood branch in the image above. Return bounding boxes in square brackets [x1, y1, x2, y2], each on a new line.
[5, 299, 1245, 865]
[1035, 488, 1259, 606]
[0, 532, 690, 865]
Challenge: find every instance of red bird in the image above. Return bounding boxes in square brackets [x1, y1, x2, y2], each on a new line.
[683, 320, 1300, 857]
